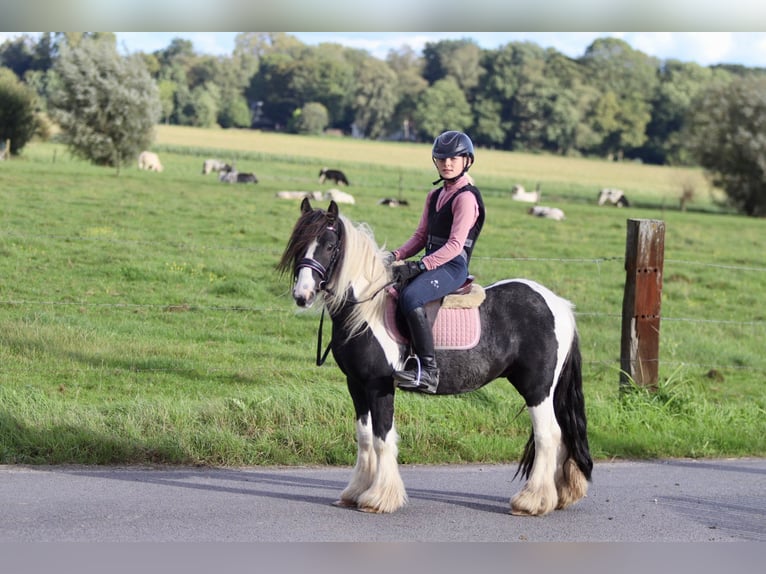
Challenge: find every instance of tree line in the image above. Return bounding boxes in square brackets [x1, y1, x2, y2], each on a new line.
[2, 32, 765, 215]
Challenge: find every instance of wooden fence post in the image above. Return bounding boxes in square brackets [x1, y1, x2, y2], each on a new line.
[620, 218, 666, 389]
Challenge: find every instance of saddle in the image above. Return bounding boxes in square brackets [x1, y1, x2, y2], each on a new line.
[385, 276, 485, 350]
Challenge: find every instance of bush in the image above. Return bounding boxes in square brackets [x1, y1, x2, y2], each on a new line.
[0, 67, 40, 155]
[289, 102, 329, 135]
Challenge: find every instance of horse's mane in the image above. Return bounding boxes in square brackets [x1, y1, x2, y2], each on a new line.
[277, 208, 391, 339]
[327, 215, 390, 338]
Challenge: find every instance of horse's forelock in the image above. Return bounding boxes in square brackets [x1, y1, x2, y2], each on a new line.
[277, 208, 339, 276]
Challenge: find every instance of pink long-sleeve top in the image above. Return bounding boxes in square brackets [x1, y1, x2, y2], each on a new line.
[392, 174, 480, 271]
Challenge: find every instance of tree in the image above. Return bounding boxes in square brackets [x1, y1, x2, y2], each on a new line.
[0, 67, 41, 155]
[642, 60, 729, 165]
[580, 38, 658, 159]
[423, 39, 483, 93]
[413, 77, 472, 140]
[352, 57, 398, 139]
[48, 37, 161, 171]
[385, 46, 427, 140]
[687, 76, 766, 216]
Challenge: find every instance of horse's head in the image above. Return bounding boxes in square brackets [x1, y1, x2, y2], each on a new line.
[277, 198, 343, 308]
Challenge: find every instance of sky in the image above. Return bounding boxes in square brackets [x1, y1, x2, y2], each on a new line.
[111, 32, 766, 68]
[3, 31, 766, 69]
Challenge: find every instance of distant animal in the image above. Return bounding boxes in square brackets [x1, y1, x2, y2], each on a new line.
[323, 188, 355, 205]
[219, 169, 238, 184]
[511, 184, 540, 203]
[528, 205, 566, 221]
[597, 188, 630, 207]
[319, 168, 349, 186]
[202, 159, 231, 175]
[236, 172, 258, 184]
[378, 198, 410, 207]
[138, 151, 163, 172]
[276, 191, 325, 201]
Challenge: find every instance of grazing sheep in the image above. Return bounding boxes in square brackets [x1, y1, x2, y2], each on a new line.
[323, 188, 355, 205]
[276, 191, 325, 200]
[138, 151, 163, 172]
[319, 168, 349, 186]
[597, 188, 630, 207]
[202, 159, 231, 175]
[511, 184, 540, 203]
[528, 205, 566, 221]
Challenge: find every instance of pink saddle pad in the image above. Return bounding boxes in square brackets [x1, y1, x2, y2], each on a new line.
[384, 296, 481, 350]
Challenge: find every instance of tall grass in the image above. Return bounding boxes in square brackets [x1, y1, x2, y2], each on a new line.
[1, 130, 764, 466]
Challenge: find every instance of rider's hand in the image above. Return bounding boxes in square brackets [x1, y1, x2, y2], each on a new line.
[382, 251, 396, 266]
[392, 260, 426, 284]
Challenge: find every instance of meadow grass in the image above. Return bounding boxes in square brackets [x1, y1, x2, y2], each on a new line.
[0, 129, 764, 467]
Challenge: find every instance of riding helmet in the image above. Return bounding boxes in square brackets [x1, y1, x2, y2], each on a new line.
[432, 131, 475, 163]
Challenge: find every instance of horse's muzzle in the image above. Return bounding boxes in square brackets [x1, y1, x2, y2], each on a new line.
[293, 285, 316, 308]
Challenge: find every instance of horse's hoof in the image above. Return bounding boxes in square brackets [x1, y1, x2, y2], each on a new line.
[356, 505, 384, 514]
[510, 508, 536, 516]
[332, 499, 358, 509]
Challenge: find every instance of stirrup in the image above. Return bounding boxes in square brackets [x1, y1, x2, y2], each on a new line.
[394, 356, 438, 394]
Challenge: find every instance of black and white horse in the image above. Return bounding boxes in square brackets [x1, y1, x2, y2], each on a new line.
[277, 199, 592, 515]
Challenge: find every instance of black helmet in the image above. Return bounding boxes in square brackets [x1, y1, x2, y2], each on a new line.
[432, 131, 475, 162]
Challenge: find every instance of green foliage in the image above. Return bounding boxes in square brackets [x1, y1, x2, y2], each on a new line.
[290, 102, 328, 135]
[413, 77, 472, 139]
[0, 67, 41, 154]
[48, 38, 161, 169]
[687, 75, 766, 216]
[352, 57, 398, 139]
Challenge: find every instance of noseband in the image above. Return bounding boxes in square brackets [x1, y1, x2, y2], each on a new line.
[295, 223, 341, 292]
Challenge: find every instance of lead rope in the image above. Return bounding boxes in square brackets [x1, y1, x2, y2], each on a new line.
[315, 307, 333, 366]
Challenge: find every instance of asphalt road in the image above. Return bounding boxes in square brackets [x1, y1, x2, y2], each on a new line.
[1, 458, 764, 542]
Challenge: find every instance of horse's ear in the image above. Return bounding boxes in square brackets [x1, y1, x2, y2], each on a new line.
[301, 197, 312, 214]
[328, 200, 339, 219]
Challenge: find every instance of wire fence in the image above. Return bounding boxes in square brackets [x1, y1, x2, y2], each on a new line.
[2, 231, 765, 376]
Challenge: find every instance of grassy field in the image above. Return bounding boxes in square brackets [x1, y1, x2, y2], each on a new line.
[1, 127, 764, 467]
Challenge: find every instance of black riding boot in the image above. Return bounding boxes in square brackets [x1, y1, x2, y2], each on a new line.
[394, 306, 439, 394]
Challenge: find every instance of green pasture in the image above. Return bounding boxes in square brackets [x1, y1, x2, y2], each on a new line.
[1, 128, 764, 467]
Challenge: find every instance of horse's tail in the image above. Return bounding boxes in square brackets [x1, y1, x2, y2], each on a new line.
[516, 330, 593, 481]
[553, 331, 593, 480]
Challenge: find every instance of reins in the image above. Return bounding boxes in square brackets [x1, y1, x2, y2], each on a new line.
[314, 280, 395, 366]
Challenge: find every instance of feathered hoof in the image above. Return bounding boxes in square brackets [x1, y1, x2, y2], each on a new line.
[555, 459, 589, 509]
[510, 488, 556, 517]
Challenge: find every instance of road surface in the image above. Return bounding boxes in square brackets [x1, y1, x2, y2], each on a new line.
[1, 458, 764, 542]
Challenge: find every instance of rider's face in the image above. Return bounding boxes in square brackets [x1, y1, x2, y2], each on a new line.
[434, 156, 467, 180]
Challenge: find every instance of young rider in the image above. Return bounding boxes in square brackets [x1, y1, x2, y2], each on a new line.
[386, 130, 485, 394]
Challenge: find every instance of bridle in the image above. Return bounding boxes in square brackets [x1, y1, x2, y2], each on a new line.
[294, 223, 341, 294]
[293, 222, 342, 366]
[292, 219, 394, 367]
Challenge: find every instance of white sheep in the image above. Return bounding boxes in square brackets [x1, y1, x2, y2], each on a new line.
[138, 151, 163, 172]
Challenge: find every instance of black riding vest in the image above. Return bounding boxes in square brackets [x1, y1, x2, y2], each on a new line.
[426, 184, 485, 265]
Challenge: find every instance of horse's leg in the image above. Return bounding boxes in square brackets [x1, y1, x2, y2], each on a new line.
[335, 379, 377, 508]
[511, 396, 561, 516]
[334, 412, 376, 508]
[555, 455, 589, 510]
[355, 378, 407, 514]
